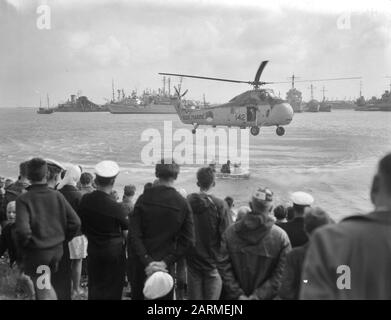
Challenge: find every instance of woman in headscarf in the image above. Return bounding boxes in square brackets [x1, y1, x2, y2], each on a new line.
[55, 165, 87, 299]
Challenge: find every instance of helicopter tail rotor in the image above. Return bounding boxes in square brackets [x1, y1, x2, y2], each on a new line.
[174, 86, 188, 99]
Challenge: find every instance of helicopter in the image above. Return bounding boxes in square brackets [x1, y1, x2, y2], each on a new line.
[160, 61, 362, 136]
[160, 60, 293, 136]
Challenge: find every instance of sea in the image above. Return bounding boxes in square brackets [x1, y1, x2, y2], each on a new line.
[0, 108, 390, 221]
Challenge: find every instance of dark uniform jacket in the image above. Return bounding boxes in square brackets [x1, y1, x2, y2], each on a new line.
[128, 185, 195, 267]
[78, 190, 128, 251]
[219, 213, 291, 300]
[279, 217, 308, 248]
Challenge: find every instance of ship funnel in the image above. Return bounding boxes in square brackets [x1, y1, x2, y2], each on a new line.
[71, 94, 76, 103]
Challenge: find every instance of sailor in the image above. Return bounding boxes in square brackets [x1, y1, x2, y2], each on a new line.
[279, 192, 314, 248]
[78, 160, 128, 300]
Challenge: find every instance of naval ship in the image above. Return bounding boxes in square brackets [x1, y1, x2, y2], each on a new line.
[107, 77, 208, 114]
[354, 90, 391, 111]
[107, 89, 177, 114]
[286, 88, 303, 113]
[53, 94, 107, 112]
[107, 77, 177, 114]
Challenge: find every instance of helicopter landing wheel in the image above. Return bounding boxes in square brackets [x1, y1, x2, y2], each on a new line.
[250, 126, 260, 136]
[276, 126, 285, 136]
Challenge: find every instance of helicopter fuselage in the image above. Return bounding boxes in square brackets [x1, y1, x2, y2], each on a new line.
[175, 89, 294, 131]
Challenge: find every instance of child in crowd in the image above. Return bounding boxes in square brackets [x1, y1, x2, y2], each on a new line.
[0, 201, 35, 299]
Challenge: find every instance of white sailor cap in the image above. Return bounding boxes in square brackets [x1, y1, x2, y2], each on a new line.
[46, 159, 66, 171]
[291, 191, 314, 206]
[94, 160, 120, 178]
[143, 271, 174, 300]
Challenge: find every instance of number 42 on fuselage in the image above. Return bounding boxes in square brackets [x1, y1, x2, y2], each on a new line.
[159, 61, 294, 136]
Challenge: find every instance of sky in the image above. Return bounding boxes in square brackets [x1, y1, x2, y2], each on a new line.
[1, 0, 391, 107]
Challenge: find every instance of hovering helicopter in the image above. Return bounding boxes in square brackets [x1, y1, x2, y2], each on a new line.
[160, 61, 362, 136]
[160, 60, 293, 136]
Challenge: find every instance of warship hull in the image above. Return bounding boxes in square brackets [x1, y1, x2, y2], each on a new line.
[108, 103, 176, 114]
[355, 102, 391, 111]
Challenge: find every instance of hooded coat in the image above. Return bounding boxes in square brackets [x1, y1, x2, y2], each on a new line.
[186, 192, 229, 271]
[219, 212, 291, 299]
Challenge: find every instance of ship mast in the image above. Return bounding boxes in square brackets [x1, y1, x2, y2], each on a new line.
[168, 77, 171, 96]
[386, 77, 391, 92]
[322, 86, 327, 102]
[112, 79, 115, 102]
[288, 74, 300, 89]
[46, 94, 50, 109]
[308, 84, 316, 100]
[163, 76, 166, 95]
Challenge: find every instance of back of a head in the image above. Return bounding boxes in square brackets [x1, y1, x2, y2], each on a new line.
[155, 159, 180, 181]
[293, 203, 307, 216]
[237, 206, 251, 221]
[19, 161, 29, 179]
[27, 158, 47, 183]
[287, 206, 295, 220]
[224, 196, 234, 208]
[58, 165, 81, 189]
[304, 207, 333, 235]
[144, 182, 153, 192]
[197, 167, 215, 190]
[124, 184, 136, 197]
[274, 205, 287, 220]
[379, 153, 391, 194]
[250, 187, 274, 215]
[80, 172, 94, 186]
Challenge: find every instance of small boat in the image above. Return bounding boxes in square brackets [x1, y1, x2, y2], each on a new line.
[37, 94, 53, 114]
[37, 108, 54, 114]
[215, 170, 250, 179]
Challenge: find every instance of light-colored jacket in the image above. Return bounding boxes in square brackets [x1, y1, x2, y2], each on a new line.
[300, 210, 391, 300]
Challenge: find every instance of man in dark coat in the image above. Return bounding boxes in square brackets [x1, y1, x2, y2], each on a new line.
[301, 154, 391, 300]
[279, 192, 314, 247]
[128, 159, 195, 300]
[219, 187, 291, 300]
[279, 207, 333, 300]
[79, 160, 128, 300]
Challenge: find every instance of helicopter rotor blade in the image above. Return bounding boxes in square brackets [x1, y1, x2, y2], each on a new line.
[294, 76, 362, 83]
[254, 60, 269, 84]
[159, 73, 251, 85]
